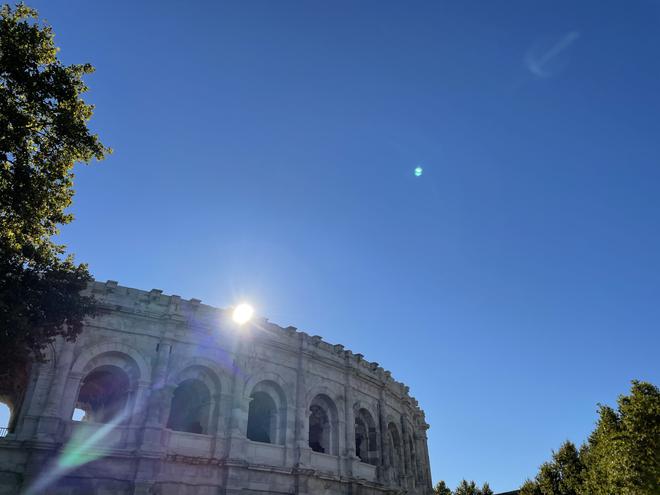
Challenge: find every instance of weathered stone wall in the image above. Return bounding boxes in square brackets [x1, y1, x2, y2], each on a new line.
[0, 281, 433, 494]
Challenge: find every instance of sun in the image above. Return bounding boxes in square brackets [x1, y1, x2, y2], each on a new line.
[232, 303, 254, 325]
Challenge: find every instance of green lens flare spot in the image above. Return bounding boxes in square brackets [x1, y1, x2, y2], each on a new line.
[414, 166, 423, 177]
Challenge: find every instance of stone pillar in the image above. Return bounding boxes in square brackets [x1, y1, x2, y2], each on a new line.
[418, 427, 433, 492]
[139, 339, 172, 452]
[208, 392, 221, 434]
[400, 416, 412, 489]
[36, 338, 76, 440]
[336, 402, 346, 464]
[42, 338, 75, 417]
[342, 354, 356, 477]
[225, 330, 249, 462]
[126, 380, 150, 446]
[294, 333, 310, 467]
[133, 375, 174, 494]
[377, 389, 390, 483]
[20, 361, 55, 439]
[145, 340, 171, 426]
[212, 391, 233, 458]
[410, 431, 419, 490]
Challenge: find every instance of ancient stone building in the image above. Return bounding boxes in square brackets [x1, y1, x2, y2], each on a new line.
[0, 281, 433, 494]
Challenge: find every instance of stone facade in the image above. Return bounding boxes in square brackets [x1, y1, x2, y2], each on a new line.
[0, 281, 433, 494]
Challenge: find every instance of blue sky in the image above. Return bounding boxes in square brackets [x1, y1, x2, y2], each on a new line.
[5, 1, 660, 491]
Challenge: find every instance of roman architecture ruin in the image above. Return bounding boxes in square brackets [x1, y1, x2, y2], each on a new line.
[0, 281, 433, 494]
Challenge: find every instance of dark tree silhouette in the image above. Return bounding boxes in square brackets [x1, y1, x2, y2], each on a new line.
[0, 4, 109, 407]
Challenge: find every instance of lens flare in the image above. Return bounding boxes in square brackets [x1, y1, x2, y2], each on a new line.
[414, 166, 423, 177]
[24, 410, 128, 495]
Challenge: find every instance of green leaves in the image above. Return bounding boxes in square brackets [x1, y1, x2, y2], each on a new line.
[433, 479, 493, 495]
[581, 381, 660, 495]
[521, 381, 660, 495]
[0, 4, 109, 399]
[434, 480, 453, 495]
[1, 3, 109, 253]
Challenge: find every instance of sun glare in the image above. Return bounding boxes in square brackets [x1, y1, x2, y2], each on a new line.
[232, 303, 254, 325]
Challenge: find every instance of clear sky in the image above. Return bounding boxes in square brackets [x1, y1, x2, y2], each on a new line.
[6, 1, 660, 491]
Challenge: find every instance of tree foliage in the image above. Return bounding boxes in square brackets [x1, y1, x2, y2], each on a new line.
[433, 479, 493, 495]
[454, 480, 480, 495]
[0, 3, 109, 398]
[434, 480, 452, 495]
[520, 381, 660, 495]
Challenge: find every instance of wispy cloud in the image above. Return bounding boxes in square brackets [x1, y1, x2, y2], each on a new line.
[526, 31, 581, 78]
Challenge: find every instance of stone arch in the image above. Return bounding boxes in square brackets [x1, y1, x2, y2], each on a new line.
[242, 371, 292, 405]
[304, 385, 343, 413]
[71, 341, 151, 382]
[167, 379, 211, 434]
[166, 357, 230, 394]
[74, 364, 131, 423]
[68, 343, 149, 424]
[354, 405, 379, 465]
[245, 379, 287, 445]
[165, 364, 224, 435]
[307, 393, 340, 456]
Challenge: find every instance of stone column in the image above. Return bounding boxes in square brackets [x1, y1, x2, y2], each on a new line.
[294, 333, 310, 467]
[400, 416, 412, 489]
[377, 388, 390, 484]
[224, 330, 249, 462]
[20, 361, 55, 439]
[336, 402, 346, 463]
[42, 338, 75, 417]
[342, 354, 356, 477]
[139, 339, 171, 452]
[410, 431, 419, 490]
[212, 391, 232, 458]
[36, 338, 76, 440]
[126, 380, 150, 446]
[418, 427, 432, 492]
[145, 340, 171, 426]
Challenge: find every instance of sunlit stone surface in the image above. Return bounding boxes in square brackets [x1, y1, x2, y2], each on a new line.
[0, 281, 432, 494]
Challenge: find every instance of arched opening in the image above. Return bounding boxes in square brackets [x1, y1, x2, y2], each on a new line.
[355, 417, 368, 461]
[247, 391, 276, 443]
[74, 365, 130, 423]
[355, 408, 378, 465]
[388, 423, 403, 482]
[309, 405, 329, 453]
[167, 379, 211, 434]
[308, 394, 339, 455]
[0, 401, 11, 437]
[246, 380, 287, 445]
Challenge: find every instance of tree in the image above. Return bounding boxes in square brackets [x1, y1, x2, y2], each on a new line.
[433, 480, 452, 495]
[529, 441, 584, 495]
[0, 4, 109, 406]
[581, 381, 660, 495]
[454, 480, 480, 495]
[520, 381, 660, 495]
[434, 479, 493, 495]
[480, 482, 494, 495]
[519, 479, 542, 495]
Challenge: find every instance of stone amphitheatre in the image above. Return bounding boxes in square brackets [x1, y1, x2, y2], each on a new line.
[0, 281, 432, 494]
